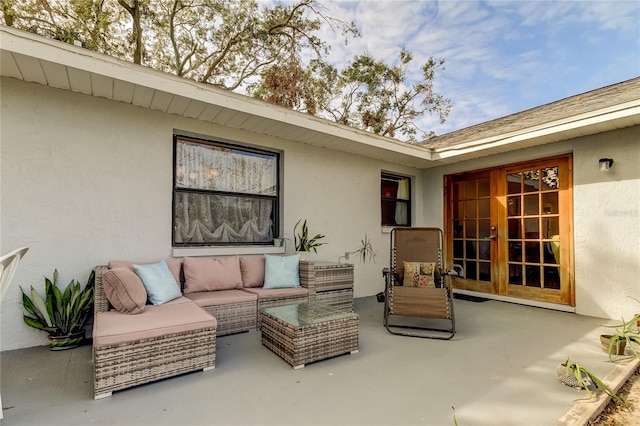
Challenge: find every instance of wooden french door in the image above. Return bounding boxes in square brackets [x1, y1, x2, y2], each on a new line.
[445, 155, 574, 306]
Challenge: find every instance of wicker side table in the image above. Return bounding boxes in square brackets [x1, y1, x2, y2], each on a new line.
[261, 303, 359, 369]
[300, 261, 354, 312]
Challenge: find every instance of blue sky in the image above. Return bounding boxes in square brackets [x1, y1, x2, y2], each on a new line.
[315, 0, 640, 137]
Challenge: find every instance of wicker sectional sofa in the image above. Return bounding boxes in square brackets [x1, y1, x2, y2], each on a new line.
[92, 255, 318, 399]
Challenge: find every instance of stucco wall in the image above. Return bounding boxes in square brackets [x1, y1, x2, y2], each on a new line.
[1, 78, 420, 350]
[422, 126, 640, 320]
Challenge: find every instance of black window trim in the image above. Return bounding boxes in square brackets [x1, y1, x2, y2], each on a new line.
[381, 171, 412, 227]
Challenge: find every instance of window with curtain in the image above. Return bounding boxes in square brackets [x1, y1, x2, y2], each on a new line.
[381, 172, 411, 226]
[173, 135, 279, 246]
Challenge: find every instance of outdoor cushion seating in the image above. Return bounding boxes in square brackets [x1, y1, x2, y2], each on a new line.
[92, 254, 322, 398]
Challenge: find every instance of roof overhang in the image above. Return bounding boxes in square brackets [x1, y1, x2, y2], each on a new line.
[0, 26, 432, 168]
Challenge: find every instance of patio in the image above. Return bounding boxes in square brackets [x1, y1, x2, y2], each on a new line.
[1, 296, 637, 425]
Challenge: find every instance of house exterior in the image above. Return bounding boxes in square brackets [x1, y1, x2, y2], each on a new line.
[1, 26, 638, 351]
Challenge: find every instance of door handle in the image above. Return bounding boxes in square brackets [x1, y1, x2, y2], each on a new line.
[484, 235, 497, 240]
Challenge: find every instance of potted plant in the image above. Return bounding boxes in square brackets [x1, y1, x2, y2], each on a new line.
[338, 234, 376, 264]
[601, 316, 640, 360]
[293, 219, 326, 259]
[21, 269, 94, 350]
[556, 357, 626, 407]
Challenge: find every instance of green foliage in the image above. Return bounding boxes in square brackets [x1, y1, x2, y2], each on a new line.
[21, 269, 94, 337]
[604, 315, 640, 360]
[340, 234, 376, 264]
[560, 357, 627, 407]
[293, 219, 326, 253]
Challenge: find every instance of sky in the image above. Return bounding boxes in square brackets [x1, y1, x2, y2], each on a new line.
[312, 0, 640, 137]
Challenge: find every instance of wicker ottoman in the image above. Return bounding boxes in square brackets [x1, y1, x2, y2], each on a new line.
[261, 302, 359, 369]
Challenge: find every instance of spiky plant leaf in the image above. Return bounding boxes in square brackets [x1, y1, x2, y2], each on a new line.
[29, 286, 53, 328]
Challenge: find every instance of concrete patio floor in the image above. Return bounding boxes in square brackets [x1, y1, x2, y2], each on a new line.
[1, 296, 637, 426]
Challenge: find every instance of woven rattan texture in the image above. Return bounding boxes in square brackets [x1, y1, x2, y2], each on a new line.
[261, 307, 358, 368]
[202, 300, 257, 336]
[94, 328, 215, 396]
[257, 295, 310, 328]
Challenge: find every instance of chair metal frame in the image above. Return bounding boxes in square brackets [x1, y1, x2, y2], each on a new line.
[382, 228, 456, 340]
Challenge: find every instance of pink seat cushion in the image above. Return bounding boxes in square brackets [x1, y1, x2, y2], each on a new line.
[185, 289, 257, 307]
[93, 300, 216, 347]
[241, 287, 308, 300]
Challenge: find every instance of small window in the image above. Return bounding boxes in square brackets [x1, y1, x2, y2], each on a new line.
[173, 135, 279, 246]
[381, 172, 411, 226]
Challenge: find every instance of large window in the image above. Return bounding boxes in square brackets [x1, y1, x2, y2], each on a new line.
[381, 172, 411, 226]
[173, 135, 279, 246]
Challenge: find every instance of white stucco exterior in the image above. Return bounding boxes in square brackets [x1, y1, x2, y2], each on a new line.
[0, 77, 420, 350]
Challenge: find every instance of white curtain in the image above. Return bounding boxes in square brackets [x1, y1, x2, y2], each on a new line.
[174, 140, 276, 244]
[395, 178, 409, 225]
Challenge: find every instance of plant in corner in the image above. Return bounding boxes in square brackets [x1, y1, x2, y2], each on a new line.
[293, 219, 326, 253]
[21, 269, 95, 350]
[601, 316, 640, 361]
[338, 234, 376, 264]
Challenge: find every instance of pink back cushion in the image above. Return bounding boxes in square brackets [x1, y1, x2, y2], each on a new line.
[102, 267, 147, 314]
[183, 256, 243, 293]
[240, 256, 265, 288]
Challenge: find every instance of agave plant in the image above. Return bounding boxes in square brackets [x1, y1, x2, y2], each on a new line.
[557, 357, 627, 408]
[21, 269, 94, 346]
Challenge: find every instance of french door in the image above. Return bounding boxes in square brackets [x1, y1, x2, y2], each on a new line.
[444, 155, 574, 306]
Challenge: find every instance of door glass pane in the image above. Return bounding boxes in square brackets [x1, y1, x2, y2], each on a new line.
[541, 167, 559, 190]
[524, 194, 539, 215]
[465, 181, 476, 199]
[523, 170, 539, 192]
[507, 173, 521, 194]
[478, 178, 490, 197]
[453, 182, 463, 200]
[543, 241, 559, 264]
[453, 240, 464, 258]
[478, 199, 490, 218]
[509, 264, 522, 284]
[508, 219, 521, 239]
[464, 220, 476, 238]
[525, 265, 541, 287]
[453, 220, 463, 238]
[507, 196, 520, 216]
[465, 200, 477, 218]
[465, 260, 477, 280]
[479, 262, 491, 281]
[525, 242, 540, 263]
[478, 220, 491, 238]
[454, 201, 464, 219]
[524, 218, 539, 239]
[542, 192, 558, 215]
[509, 242, 522, 261]
[544, 266, 561, 289]
[466, 241, 477, 259]
[478, 241, 491, 260]
[542, 217, 559, 238]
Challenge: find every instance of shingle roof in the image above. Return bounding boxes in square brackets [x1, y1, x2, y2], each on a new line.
[422, 77, 640, 150]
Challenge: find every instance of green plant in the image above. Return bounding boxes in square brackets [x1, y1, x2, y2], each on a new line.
[293, 219, 326, 253]
[339, 234, 376, 264]
[603, 317, 640, 360]
[558, 357, 627, 407]
[21, 269, 94, 337]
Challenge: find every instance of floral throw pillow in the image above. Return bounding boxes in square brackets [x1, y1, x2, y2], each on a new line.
[402, 261, 436, 288]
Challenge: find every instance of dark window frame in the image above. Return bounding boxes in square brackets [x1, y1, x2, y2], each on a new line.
[172, 134, 280, 247]
[381, 171, 411, 227]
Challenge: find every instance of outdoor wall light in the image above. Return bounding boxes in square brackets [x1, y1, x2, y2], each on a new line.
[599, 158, 614, 172]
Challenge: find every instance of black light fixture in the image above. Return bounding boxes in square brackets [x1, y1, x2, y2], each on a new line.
[599, 158, 614, 172]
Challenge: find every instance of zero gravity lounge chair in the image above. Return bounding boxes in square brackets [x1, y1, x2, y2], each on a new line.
[383, 228, 456, 339]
